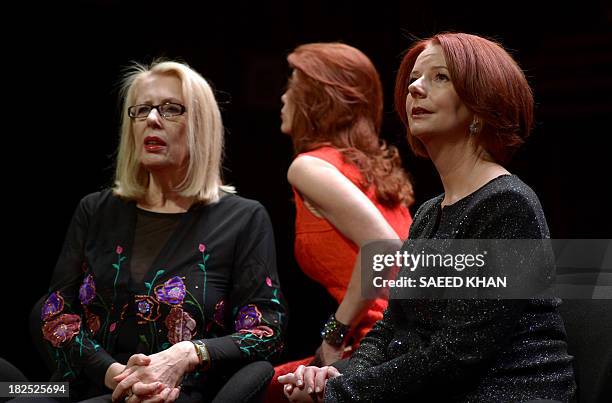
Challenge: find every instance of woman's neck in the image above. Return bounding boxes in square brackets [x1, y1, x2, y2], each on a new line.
[138, 172, 194, 213]
[427, 139, 509, 207]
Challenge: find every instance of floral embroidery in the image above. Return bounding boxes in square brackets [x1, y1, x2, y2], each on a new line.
[41, 292, 64, 321]
[266, 277, 273, 287]
[42, 314, 81, 348]
[165, 307, 196, 344]
[213, 298, 226, 328]
[155, 276, 186, 306]
[197, 244, 210, 312]
[135, 295, 161, 322]
[85, 309, 100, 335]
[79, 274, 96, 306]
[109, 322, 117, 332]
[120, 303, 129, 321]
[234, 304, 262, 331]
[145, 270, 165, 296]
[112, 245, 127, 301]
[239, 325, 274, 339]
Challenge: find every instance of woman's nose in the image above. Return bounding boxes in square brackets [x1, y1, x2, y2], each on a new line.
[408, 77, 426, 98]
[146, 107, 163, 126]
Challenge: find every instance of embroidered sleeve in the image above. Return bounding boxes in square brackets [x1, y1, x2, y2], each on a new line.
[200, 203, 287, 364]
[42, 194, 116, 387]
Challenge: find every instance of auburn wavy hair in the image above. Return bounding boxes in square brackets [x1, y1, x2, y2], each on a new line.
[395, 33, 534, 164]
[287, 43, 413, 208]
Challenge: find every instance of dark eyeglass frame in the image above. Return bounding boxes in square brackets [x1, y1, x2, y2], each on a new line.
[127, 102, 186, 120]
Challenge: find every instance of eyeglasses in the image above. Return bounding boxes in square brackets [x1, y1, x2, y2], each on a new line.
[127, 102, 186, 120]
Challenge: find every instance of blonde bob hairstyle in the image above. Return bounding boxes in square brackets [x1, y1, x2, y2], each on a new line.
[113, 60, 233, 204]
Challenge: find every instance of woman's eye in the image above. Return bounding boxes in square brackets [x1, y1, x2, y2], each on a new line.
[408, 77, 418, 85]
[435, 73, 449, 82]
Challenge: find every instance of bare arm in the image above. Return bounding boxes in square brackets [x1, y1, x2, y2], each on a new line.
[288, 156, 402, 338]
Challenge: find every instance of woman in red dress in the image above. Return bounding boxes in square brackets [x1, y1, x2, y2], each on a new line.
[267, 42, 414, 401]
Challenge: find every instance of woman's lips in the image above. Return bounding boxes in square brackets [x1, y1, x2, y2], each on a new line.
[411, 107, 432, 117]
[144, 136, 167, 152]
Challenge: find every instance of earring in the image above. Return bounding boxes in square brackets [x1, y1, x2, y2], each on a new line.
[469, 121, 479, 135]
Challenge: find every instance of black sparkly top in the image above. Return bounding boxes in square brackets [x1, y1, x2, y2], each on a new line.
[325, 175, 576, 402]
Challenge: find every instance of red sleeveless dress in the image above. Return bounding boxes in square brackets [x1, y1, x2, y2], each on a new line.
[266, 146, 412, 402]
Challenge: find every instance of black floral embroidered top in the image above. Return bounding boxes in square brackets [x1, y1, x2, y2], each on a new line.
[40, 189, 287, 390]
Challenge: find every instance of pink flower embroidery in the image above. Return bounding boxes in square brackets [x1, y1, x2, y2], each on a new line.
[109, 322, 117, 332]
[42, 314, 81, 348]
[199, 243, 206, 253]
[165, 308, 197, 344]
[116, 245, 123, 254]
[266, 277, 273, 287]
[239, 325, 274, 339]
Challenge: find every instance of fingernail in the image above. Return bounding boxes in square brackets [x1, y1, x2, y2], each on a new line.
[307, 387, 313, 394]
[316, 387, 321, 393]
[297, 380, 303, 386]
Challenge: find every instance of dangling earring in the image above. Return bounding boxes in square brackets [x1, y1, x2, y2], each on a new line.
[469, 119, 479, 135]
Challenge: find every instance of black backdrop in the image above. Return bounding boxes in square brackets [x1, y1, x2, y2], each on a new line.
[3, 0, 611, 381]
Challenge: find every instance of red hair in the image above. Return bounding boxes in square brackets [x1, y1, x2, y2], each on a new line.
[288, 43, 413, 208]
[394, 33, 534, 164]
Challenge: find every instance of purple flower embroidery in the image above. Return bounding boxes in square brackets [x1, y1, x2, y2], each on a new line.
[234, 304, 262, 331]
[79, 274, 96, 306]
[42, 314, 81, 348]
[213, 298, 226, 327]
[41, 292, 64, 321]
[165, 308, 197, 345]
[199, 243, 206, 253]
[116, 245, 123, 254]
[109, 322, 117, 332]
[155, 276, 186, 306]
[134, 295, 161, 322]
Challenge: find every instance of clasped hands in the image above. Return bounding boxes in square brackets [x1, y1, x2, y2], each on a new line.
[276, 340, 345, 402]
[110, 341, 198, 403]
[278, 364, 341, 403]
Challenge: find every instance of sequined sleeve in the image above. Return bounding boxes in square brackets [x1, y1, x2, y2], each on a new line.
[41, 193, 116, 388]
[196, 202, 287, 365]
[324, 187, 546, 401]
[339, 309, 395, 375]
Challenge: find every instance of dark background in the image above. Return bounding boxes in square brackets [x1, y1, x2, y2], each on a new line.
[3, 0, 611, 381]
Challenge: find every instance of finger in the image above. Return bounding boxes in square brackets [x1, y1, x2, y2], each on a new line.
[127, 393, 142, 403]
[277, 373, 297, 385]
[294, 365, 305, 387]
[283, 383, 293, 397]
[114, 369, 132, 383]
[114, 366, 138, 383]
[327, 366, 341, 378]
[303, 367, 316, 394]
[314, 368, 327, 394]
[128, 353, 152, 367]
[141, 388, 169, 403]
[112, 376, 140, 402]
[167, 387, 181, 402]
[132, 381, 162, 397]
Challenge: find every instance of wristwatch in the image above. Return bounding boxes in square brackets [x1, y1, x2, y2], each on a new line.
[191, 340, 211, 371]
